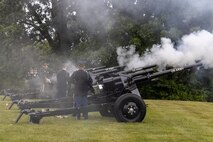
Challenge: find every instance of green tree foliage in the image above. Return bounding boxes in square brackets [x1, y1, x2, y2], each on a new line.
[0, 0, 25, 88]
[0, 0, 59, 89]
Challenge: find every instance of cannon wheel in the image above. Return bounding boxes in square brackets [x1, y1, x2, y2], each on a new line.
[99, 105, 114, 117]
[114, 93, 146, 122]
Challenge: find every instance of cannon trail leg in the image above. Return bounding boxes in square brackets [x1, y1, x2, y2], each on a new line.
[8, 102, 16, 110]
[2, 95, 7, 101]
[15, 111, 25, 123]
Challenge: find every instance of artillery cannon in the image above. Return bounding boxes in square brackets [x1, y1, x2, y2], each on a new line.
[7, 65, 125, 110]
[12, 65, 156, 111]
[15, 62, 202, 124]
[5, 66, 110, 109]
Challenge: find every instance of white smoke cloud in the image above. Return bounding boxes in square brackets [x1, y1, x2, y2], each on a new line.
[64, 0, 113, 32]
[117, 30, 213, 69]
[65, 61, 78, 75]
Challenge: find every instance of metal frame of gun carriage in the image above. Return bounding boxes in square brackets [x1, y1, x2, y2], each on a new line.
[15, 62, 202, 124]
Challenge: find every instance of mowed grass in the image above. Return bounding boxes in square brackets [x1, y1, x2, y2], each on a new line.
[0, 96, 212, 142]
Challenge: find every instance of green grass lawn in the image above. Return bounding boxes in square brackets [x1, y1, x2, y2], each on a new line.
[0, 96, 212, 142]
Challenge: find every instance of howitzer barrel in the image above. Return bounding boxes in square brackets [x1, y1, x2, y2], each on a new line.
[93, 68, 119, 76]
[102, 68, 156, 84]
[102, 76, 121, 84]
[91, 66, 124, 74]
[90, 65, 157, 84]
[92, 68, 121, 84]
[131, 62, 202, 85]
[118, 65, 157, 74]
[86, 66, 106, 72]
[140, 64, 157, 70]
[128, 68, 155, 78]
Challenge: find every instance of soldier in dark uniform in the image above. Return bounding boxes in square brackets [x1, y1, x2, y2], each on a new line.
[56, 64, 70, 98]
[70, 61, 93, 120]
[39, 63, 53, 97]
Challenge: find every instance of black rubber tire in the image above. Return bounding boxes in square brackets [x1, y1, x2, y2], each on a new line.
[99, 105, 114, 117]
[114, 93, 146, 122]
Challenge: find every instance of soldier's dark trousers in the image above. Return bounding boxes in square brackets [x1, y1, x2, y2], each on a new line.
[56, 88, 66, 98]
[74, 95, 88, 119]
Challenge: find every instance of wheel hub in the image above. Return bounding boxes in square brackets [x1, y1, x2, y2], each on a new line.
[128, 106, 136, 115]
[123, 102, 139, 118]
